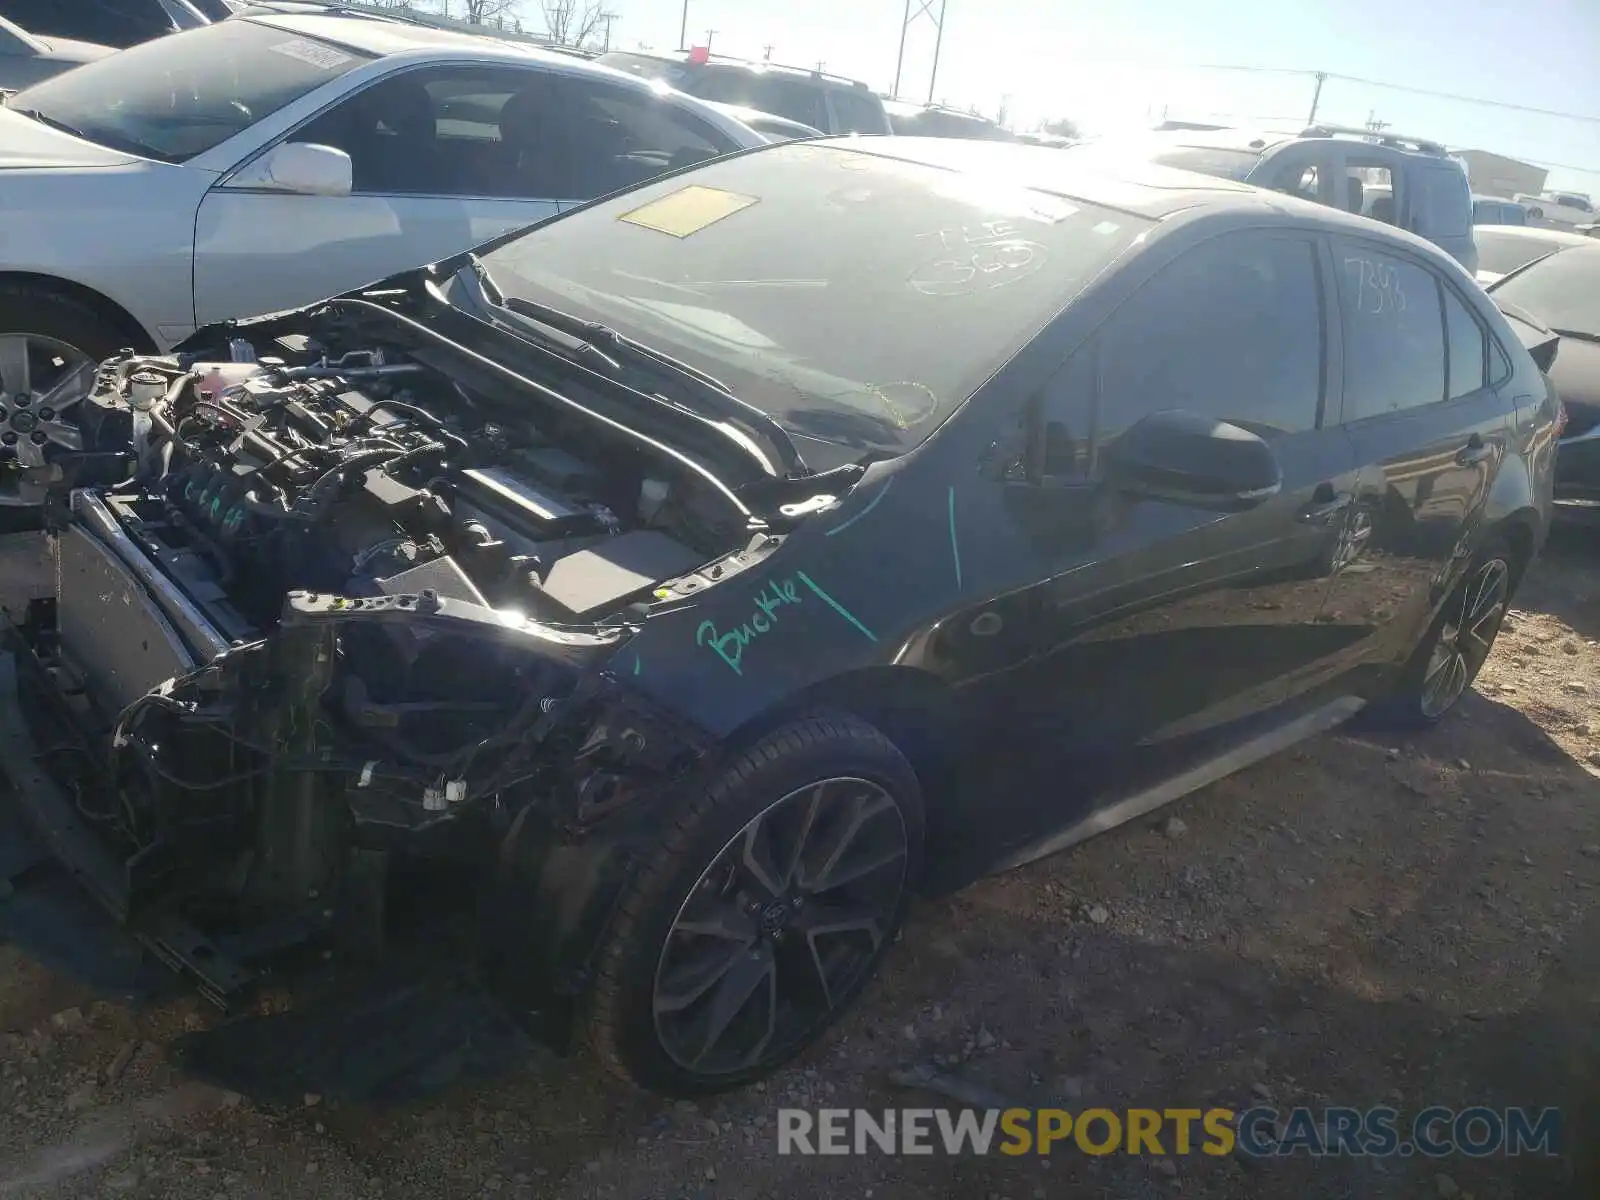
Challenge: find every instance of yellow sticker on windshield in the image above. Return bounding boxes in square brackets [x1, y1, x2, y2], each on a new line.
[618, 186, 759, 238]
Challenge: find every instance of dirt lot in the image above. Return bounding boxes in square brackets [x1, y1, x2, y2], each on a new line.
[2, 529, 1598, 1200]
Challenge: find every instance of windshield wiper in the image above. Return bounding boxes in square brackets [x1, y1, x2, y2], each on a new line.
[457, 257, 810, 478]
[13, 108, 91, 141]
[12, 107, 167, 159]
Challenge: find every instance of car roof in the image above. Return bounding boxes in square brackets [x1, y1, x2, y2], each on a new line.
[829, 136, 1286, 217]
[246, 11, 608, 70]
[1474, 225, 1595, 249]
[830, 138, 1473, 258]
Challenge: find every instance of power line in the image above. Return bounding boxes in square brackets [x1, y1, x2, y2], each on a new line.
[1188, 64, 1600, 125]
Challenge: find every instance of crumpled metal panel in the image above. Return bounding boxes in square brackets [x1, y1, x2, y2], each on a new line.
[55, 523, 196, 715]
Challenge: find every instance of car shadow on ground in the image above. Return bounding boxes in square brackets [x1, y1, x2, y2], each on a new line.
[229, 689, 1596, 1200]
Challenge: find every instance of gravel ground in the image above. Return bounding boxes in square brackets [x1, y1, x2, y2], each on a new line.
[2, 529, 1598, 1200]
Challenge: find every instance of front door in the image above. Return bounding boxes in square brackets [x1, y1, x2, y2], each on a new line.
[998, 229, 1357, 773]
[193, 64, 566, 327]
[1314, 235, 1514, 684]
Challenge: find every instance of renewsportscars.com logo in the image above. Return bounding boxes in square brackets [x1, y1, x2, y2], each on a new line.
[776, 1106, 1563, 1158]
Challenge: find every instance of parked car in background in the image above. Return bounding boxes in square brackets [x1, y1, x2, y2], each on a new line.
[1078, 123, 1478, 272]
[0, 15, 112, 92]
[700, 100, 820, 143]
[596, 50, 892, 136]
[883, 98, 1011, 140]
[1514, 190, 1594, 228]
[1, 137, 1555, 1098]
[1471, 225, 1591, 286]
[0, 11, 763, 504]
[1480, 228, 1600, 517]
[1473, 195, 1528, 226]
[0, 0, 210, 48]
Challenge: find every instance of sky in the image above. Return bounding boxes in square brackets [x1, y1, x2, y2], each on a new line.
[516, 0, 1600, 195]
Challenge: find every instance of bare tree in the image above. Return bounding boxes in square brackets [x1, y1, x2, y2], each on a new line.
[464, 0, 519, 24]
[541, 0, 606, 47]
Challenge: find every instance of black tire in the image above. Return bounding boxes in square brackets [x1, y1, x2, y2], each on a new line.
[1362, 534, 1517, 730]
[0, 285, 132, 369]
[585, 712, 925, 1095]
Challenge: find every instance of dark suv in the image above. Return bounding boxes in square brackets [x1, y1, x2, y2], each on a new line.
[1104, 123, 1478, 273]
[596, 50, 892, 136]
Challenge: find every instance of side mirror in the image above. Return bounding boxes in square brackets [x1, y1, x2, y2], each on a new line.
[1102, 409, 1281, 510]
[258, 142, 352, 197]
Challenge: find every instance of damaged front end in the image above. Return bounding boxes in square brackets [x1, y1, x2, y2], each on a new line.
[0, 297, 766, 1030]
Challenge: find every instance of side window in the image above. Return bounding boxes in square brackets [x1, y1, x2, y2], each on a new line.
[1332, 238, 1446, 420]
[1346, 166, 1393, 222]
[294, 68, 728, 200]
[1035, 343, 1096, 481]
[1489, 337, 1513, 387]
[1443, 287, 1487, 398]
[1096, 233, 1325, 442]
[829, 88, 887, 135]
[297, 68, 508, 197]
[1413, 164, 1472, 238]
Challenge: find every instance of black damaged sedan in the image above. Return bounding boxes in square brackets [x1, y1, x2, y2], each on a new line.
[0, 137, 1559, 1096]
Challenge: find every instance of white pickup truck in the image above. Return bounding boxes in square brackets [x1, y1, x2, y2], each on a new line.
[1513, 190, 1595, 228]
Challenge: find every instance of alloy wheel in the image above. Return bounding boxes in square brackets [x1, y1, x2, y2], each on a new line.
[1420, 557, 1510, 718]
[0, 333, 93, 506]
[652, 776, 910, 1077]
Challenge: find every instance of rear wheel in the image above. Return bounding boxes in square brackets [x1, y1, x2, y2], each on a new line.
[1365, 536, 1515, 729]
[586, 713, 923, 1095]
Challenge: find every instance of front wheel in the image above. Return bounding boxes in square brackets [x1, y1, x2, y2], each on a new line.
[586, 713, 924, 1095]
[1366, 538, 1515, 729]
[0, 287, 129, 508]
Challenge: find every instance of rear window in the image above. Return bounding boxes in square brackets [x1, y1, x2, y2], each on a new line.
[1412, 163, 1471, 238]
[1492, 244, 1600, 339]
[1476, 232, 1575, 277]
[479, 142, 1153, 462]
[7, 19, 371, 161]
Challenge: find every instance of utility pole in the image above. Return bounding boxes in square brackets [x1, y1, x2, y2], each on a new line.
[1306, 70, 1326, 124]
[1365, 109, 1390, 133]
[678, 0, 689, 51]
[599, 11, 616, 52]
[892, 0, 912, 99]
[762, 43, 774, 62]
[925, 0, 948, 105]
[704, 28, 717, 53]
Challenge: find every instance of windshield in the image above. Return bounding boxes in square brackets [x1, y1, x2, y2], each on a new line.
[476, 142, 1151, 464]
[1492, 244, 1600, 338]
[6, 19, 373, 162]
[1476, 232, 1577, 277]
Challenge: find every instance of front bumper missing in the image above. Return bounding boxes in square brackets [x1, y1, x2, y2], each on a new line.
[0, 643, 256, 1007]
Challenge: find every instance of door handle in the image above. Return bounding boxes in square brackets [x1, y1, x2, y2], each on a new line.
[1456, 434, 1493, 466]
[1297, 486, 1352, 524]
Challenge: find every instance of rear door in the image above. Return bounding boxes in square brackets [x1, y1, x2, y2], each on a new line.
[1314, 235, 1514, 682]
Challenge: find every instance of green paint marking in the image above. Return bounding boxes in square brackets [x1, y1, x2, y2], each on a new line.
[794, 571, 877, 643]
[947, 486, 962, 589]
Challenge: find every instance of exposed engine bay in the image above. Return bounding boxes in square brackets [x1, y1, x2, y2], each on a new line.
[1, 311, 824, 1003]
